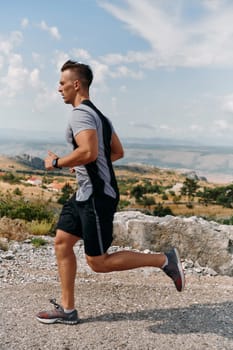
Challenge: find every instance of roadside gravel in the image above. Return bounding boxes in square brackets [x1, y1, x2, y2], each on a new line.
[0, 238, 233, 350]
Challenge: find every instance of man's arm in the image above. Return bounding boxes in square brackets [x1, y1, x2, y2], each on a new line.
[45, 129, 98, 170]
[111, 132, 124, 162]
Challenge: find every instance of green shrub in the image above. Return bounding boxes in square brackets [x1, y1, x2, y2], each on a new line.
[0, 195, 54, 222]
[13, 187, 22, 196]
[162, 193, 168, 200]
[198, 184, 233, 208]
[141, 195, 155, 207]
[31, 237, 47, 248]
[118, 181, 130, 195]
[118, 199, 131, 210]
[153, 203, 174, 217]
[1, 172, 22, 184]
[216, 216, 233, 225]
[130, 185, 145, 200]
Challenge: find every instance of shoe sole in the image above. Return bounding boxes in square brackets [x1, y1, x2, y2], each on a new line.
[36, 316, 79, 325]
[173, 248, 185, 292]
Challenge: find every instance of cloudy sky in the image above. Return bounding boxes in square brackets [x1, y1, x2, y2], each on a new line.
[1, 0, 233, 145]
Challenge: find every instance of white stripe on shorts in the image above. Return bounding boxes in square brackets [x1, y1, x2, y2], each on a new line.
[91, 197, 104, 255]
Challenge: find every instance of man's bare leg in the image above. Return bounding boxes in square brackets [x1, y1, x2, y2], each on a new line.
[55, 230, 79, 309]
[86, 248, 185, 292]
[86, 250, 166, 273]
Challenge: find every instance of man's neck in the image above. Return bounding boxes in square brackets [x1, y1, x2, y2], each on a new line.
[73, 94, 89, 107]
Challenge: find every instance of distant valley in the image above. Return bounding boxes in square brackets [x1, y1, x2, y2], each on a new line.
[122, 143, 233, 183]
[1, 134, 233, 183]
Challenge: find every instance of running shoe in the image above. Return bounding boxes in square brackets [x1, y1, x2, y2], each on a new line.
[36, 299, 79, 325]
[163, 248, 185, 292]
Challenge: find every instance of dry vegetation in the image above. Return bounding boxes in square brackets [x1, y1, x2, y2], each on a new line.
[2, 156, 233, 244]
[0, 155, 30, 171]
[1, 156, 233, 226]
[115, 165, 233, 219]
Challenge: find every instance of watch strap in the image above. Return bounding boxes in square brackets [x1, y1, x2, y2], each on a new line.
[52, 158, 62, 169]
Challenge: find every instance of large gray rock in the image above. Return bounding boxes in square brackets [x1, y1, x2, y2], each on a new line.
[113, 211, 233, 276]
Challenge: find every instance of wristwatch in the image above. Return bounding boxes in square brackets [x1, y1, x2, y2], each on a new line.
[52, 158, 62, 169]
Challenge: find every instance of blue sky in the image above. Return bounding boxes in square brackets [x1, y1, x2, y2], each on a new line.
[2, 0, 233, 145]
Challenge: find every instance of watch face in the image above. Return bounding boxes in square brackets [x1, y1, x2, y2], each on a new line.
[52, 159, 57, 167]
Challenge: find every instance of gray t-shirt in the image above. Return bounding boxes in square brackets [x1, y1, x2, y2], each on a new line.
[66, 102, 118, 201]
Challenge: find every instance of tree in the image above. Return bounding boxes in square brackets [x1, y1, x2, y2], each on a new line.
[198, 184, 233, 208]
[130, 185, 145, 201]
[181, 177, 199, 203]
[141, 195, 155, 208]
[57, 183, 73, 204]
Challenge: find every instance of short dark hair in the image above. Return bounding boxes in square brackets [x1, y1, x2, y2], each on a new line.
[61, 60, 93, 88]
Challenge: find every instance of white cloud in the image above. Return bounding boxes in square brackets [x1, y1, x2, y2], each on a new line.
[213, 119, 229, 130]
[186, 119, 233, 141]
[203, 0, 225, 11]
[72, 49, 91, 61]
[110, 65, 144, 79]
[101, 50, 168, 69]
[29, 68, 41, 88]
[0, 54, 28, 97]
[99, 0, 233, 68]
[39, 20, 61, 40]
[189, 124, 204, 132]
[120, 85, 127, 93]
[53, 51, 70, 72]
[222, 94, 233, 114]
[128, 119, 233, 141]
[0, 31, 23, 56]
[33, 89, 59, 112]
[0, 51, 48, 108]
[111, 96, 118, 115]
[0, 55, 4, 70]
[91, 60, 109, 83]
[21, 18, 29, 28]
[32, 52, 40, 61]
[101, 53, 127, 65]
[129, 121, 156, 130]
[159, 124, 169, 130]
[100, 0, 183, 56]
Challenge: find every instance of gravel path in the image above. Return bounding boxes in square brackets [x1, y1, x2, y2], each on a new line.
[0, 238, 233, 350]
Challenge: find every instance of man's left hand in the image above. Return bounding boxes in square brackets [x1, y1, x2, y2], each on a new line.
[45, 151, 59, 170]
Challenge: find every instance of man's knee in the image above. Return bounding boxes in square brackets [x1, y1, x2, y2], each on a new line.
[54, 230, 78, 256]
[86, 254, 109, 273]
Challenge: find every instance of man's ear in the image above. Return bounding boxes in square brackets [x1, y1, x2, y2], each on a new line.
[74, 80, 80, 90]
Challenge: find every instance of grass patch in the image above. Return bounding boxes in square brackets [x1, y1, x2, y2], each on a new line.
[26, 220, 55, 236]
[31, 237, 47, 248]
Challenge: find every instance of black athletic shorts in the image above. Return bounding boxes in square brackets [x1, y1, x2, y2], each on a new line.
[56, 193, 118, 256]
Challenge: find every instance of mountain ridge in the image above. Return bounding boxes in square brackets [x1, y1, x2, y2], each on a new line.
[1, 137, 233, 183]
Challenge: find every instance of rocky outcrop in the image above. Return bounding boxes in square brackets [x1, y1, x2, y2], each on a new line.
[1, 211, 233, 276]
[113, 211, 233, 276]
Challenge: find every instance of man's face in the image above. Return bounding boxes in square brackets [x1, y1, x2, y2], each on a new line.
[58, 70, 77, 105]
